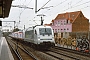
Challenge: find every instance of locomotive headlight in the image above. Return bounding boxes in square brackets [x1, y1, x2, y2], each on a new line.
[52, 36, 54, 38]
[38, 38, 40, 40]
[52, 36, 54, 39]
[38, 37, 40, 40]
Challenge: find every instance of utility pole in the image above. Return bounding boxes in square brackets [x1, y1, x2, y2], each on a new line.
[35, 0, 37, 13]
[37, 14, 45, 25]
[24, 25, 25, 30]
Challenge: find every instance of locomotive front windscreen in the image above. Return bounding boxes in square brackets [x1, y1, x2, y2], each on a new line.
[39, 28, 52, 35]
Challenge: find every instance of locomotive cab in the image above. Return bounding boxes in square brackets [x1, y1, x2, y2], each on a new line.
[34, 25, 55, 48]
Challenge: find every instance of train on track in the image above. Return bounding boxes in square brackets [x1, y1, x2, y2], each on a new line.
[9, 25, 55, 49]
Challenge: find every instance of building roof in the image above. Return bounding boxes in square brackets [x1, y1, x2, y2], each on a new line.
[44, 11, 88, 26]
[54, 11, 88, 23]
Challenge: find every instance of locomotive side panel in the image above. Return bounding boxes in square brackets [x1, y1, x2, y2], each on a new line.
[24, 30, 34, 43]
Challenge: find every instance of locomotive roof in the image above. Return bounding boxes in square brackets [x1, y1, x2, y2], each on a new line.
[34, 25, 52, 28]
[26, 25, 52, 31]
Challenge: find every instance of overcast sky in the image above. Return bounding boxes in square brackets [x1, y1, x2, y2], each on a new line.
[2, 0, 90, 30]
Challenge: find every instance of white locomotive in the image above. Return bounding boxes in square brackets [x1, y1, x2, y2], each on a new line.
[10, 25, 55, 49]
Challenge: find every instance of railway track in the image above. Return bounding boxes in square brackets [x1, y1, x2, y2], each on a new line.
[6, 37, 38, 60]
[24, 43, 90, 60]
[42, 50, 79, 60]
[43, 51, 64, 60]
[6, 37, 90, 60]
[54, 46, 90, 57]
[49, 46, 90, 60]
[7, 38, 23, 60]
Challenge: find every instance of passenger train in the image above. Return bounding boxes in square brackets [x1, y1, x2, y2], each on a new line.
[9, 25, 55, 49]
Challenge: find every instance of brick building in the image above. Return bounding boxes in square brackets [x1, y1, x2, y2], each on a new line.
[45, 11, 89, 38]
[89, 23, 90, 31]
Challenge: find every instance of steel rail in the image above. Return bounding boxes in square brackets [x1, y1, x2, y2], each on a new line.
[54, 46, 90, 57]
[49, 49, 80, 60]
[43, 51, 64, 60]
[10, 39, 38, 60]
[7, 40, 23, 60]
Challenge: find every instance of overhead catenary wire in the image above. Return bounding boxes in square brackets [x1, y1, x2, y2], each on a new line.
[43, 0, 90, 21]
[36, 0, 51, 13]
[32, 0, 66, 24]
[12, 0, 69, 26]
[18, 0, 33, 19]
[31, 0, 70, 25]
[12, 0, 33, 21]
[30, 0, 52, 25]
[79, 6, 90, 10]
[13, 0, 33, 26]
[54, 0, 68, 7]
[61, 0, 90, 12]
[71, 0, 83, 7]
[41, 0, 68, 16]
[11, 0, 90, 23]
[3, 0, 90, 30]
[7, 0, 33, 29]
[46, 0, 83, 12]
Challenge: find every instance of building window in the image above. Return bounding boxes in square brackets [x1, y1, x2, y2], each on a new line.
[55, 29, 57, 32]
[63, 15, 64, 17]
[72, 15, 74, 17]
[58, 21, 60, 24]
[58, 29, 59, 32]
[67, 28, 69, 30]
[61, 23, 63, 25]
[53, 29, 54, 32]
[57, 21, 58, 26]
[64, 21, 66, 25]
[55, 22, 58, 26]
[58, 21, 60, 26]
[52, 23, 53, 25]
[55, 22, 57, 26]
[67, 20, 68, 24]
